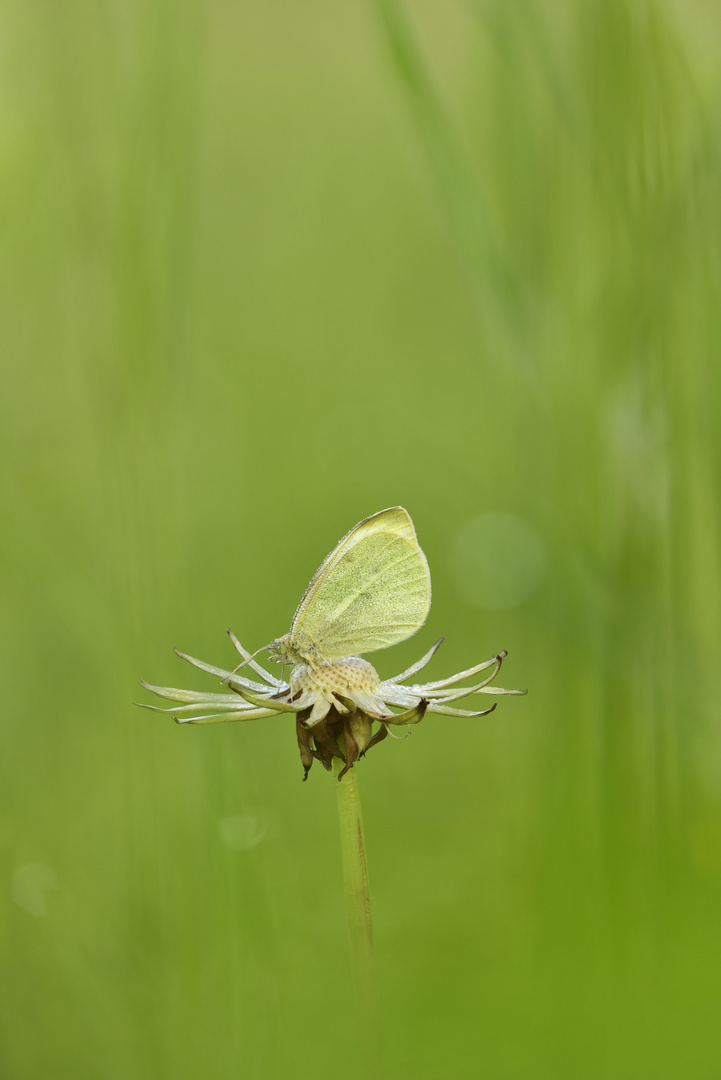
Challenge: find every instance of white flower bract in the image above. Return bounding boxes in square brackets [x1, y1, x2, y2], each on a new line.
[138, 630, 526, 731]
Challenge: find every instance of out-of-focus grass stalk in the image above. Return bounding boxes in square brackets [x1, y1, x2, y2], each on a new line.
[333, 760, 375, 1030]
[375, 0, 508, 290]
[373, 0, 542, 398]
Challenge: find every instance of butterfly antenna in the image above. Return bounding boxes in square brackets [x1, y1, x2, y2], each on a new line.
[221, 643, 270, 685]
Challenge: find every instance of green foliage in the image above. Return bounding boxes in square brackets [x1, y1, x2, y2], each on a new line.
[2, 1, 720, 1076]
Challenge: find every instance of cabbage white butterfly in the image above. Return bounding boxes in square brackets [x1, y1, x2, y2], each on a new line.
[267, 506, 431, 670]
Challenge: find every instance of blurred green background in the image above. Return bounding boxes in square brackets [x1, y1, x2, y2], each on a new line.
[2, 1, 721, 1076]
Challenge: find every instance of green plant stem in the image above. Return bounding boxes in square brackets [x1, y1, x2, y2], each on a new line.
[334, 758, 375, 1012]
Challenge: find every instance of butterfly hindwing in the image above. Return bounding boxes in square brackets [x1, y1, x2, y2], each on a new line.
[288, 507, 431, 661]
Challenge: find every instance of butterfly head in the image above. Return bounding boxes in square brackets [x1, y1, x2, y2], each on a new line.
[267, 634, 299, 665]
[268, 634, 329, 669]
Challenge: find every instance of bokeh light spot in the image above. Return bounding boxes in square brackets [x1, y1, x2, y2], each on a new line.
[218, 814, 266, 851]
[451, 513, 546, 610]
[11, 863, 58, 918]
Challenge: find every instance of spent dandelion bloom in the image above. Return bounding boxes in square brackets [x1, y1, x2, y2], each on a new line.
[137, 507, 526, 779]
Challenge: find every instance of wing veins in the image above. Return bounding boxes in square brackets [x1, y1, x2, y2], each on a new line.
[300, 546, 424, 640]
[291, 508, 414, 628]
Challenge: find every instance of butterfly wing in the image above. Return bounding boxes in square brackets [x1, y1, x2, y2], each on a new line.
[289, 507, 431, 661]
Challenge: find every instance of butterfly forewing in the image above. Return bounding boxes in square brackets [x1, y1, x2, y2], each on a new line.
[289, 507, 431, 661]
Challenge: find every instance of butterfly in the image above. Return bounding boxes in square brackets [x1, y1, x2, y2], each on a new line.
[266, 506, 431, 670]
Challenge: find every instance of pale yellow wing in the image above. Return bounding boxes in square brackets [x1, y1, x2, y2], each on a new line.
[288, 507, 431, 661]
